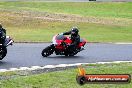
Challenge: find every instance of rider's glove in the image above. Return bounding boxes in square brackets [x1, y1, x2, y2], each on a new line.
[59, 33, 63, 35]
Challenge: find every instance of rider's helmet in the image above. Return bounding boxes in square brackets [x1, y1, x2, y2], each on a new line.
[71, 27, 79, 36]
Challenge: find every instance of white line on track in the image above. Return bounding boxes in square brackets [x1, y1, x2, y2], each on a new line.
[114, 43, 132, 45]
[0, 61, 132, 72]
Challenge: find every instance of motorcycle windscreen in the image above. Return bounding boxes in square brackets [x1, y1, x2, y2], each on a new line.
[56, 35, 66, 40]
[52, 35, 66, 44]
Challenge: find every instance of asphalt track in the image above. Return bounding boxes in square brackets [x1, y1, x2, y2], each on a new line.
[0, 43, 132, 69]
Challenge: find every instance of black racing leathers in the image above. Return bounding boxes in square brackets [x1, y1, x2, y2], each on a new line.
[63, 31, 80, 52]
[63, 31, 80, 46]
[0, 28, 6, 34]
[0, 28, 6, 45]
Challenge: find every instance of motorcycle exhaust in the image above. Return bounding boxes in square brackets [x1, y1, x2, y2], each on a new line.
[80, 48, 85, 51]
[6, 39, 14, 47]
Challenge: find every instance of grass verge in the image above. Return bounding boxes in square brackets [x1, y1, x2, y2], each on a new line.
[0, 2, 132, 42]
[0, 62, 132, 88]
[0, 2, 132, 19]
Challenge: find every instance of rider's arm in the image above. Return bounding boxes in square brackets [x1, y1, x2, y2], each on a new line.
[2, 28, 6, 34]
[63, 31, 71, 35]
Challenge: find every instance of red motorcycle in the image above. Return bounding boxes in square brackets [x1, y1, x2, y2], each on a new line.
[41, 34, 86, 57]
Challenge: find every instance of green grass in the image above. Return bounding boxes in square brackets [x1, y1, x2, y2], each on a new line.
[7, 22, 132, 42]
[5, 20, 132, 43]
[0, 2, 132, 42]
[0, 62, 132, 88]
[0, 2, 132, 18]
[0, 71, 17, 76]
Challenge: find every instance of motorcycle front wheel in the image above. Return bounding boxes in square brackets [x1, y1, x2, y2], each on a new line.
[41, 44, 55, 57]
[0, 46, 7, 60]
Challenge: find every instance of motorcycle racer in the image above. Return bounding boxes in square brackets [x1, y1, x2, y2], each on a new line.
[0, 23, 14, 60]
[62, 27, 80, 45]
[61, 27, 80, 52]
